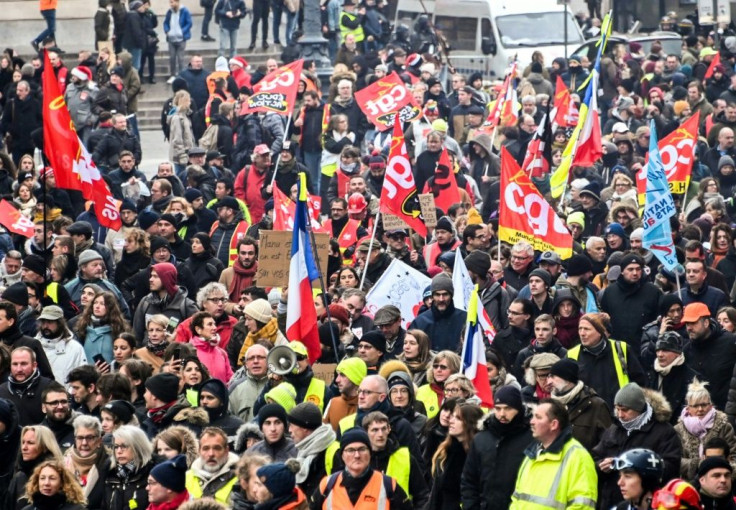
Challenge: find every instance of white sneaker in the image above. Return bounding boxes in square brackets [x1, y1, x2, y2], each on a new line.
[167, 76, 176, 84]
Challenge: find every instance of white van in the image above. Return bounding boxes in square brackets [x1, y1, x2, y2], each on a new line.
[395, 0, 585, 79]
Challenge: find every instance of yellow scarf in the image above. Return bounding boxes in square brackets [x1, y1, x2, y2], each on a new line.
[238, 318, 282, 365]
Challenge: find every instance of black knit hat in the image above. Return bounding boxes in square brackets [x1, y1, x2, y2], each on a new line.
[149, 235, 172, 255]
[144, 372, 180, 403]
[550, 359, 579, 384]
[340, 428, 371, 451]
[184, 188, 203, 203]
[360, 330, 386, 353]
[258, 403, 288, 428]
[287, 402, 323, 430]
[102, 400, 136, 423]
[464, 250, 491, 277]
[697, 456, 733, 477]
[120, 198, 137, 213]
[529, 268, 552, 287]
[22, 254, 46, 277]
[158, 213, 179, 228]
[435, 216, 454, 233]
[620, 253, 645, 270]
[192, 232, 212, 252]
[566, 254, 593, 277]
[2, 282, 28, 307]
[494, 386, 523, 412]
[150, 454, 188, 492]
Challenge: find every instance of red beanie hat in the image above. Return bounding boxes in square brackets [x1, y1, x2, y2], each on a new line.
[152, 262, 178, 297]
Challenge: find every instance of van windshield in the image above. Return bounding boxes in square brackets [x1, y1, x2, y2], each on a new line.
[496, 12, 584, 47]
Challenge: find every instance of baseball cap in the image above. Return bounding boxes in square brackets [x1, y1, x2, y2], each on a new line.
[681, 303, 711, 323]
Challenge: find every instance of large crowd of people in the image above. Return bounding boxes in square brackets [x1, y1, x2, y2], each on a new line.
[3, 3, 736, 510]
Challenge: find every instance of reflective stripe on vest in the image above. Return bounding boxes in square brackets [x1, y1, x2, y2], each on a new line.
[415, 385, 440, 419]
[185, 471, 238, 505]
[385, 447, 411, 500]
[512, 445, 591, 510]
[339, 11, 365, 43]
[324, 441, 341, 475]
[305, 377, 326, 412]
[567, 340, 629, 389]
[322, 471, 389, 510]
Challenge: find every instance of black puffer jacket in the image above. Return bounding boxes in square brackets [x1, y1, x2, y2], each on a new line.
[600, 277, 661, 354]
[104, 461, 152, 510]
[592, 390, 682, 510]
[461, 412, 532, 510]
[689, 320, 736, 411]
[645, 362, 700, 424]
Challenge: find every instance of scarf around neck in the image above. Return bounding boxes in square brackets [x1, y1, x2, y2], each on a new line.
[551, 380, 585, 405]
[239, 318, 281, 363]
[295, 425, 336, 483]
[681, 406, 716, 445]
[147, 401, 176, 423]
[653, 353, 685, 378]
[146, 339, 169, 357]
[620, 403, 653, 436]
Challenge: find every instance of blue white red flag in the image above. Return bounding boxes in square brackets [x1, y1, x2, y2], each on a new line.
[286, 173, 322, 363]
[461, 286, 495, 408]
[642, 120, 680, 273]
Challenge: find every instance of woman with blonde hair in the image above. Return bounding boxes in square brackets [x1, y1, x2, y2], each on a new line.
[23, 460, 86, 510]
[168, 90, 195, 175]
[416, 350, 461, 419]
[674, 379, 736, 479]
[430, 402, 484, 510]
[163, 197, 198, 242]
[135, 314, 170, 373]
[8, 426, 63, 510]
[398, 329, 434, 386]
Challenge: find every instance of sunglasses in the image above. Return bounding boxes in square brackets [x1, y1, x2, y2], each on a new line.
[433, 364, 450, 370]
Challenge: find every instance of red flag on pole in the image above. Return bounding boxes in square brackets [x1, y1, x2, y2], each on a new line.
[0, 200, 35, 237]
[241, 59, 304, 116]
[705, 52, 721, 80]
[429, 148, 462, 215]
[553, 76, 576, 128]
[379, 120, 428, 237]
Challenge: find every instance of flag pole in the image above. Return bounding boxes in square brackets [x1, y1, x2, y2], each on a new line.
[269, 115, 294, 187]
[360, 209, 381, 290]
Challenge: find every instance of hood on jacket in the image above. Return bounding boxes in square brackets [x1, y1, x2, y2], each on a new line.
[172, 406, 209, 427]
[642, 387, 672, 423]
[468, 132, 493, 156]
[234, 422, 264, 453]
[153, 425, 199, 467]
[551, 288, 582, 315]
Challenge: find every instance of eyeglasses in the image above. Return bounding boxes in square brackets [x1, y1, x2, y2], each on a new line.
[508, 310, 524, 316]
[207, 297, 227, 303]
[76, 435, 100, 443]
[113, 443, 130, 450]
[536, 373, 551, 380]
[433, 364, 450, 370]
[357, 389, 381, 396]
[45, 399, 69, 407]
[511, 255, 530, 261]
[344, 446, 369, 455]
[445, 387, 462, 395]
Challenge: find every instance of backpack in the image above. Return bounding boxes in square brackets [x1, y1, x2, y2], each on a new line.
[199, 123, 220, 151]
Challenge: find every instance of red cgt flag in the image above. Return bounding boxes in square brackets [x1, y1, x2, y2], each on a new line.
[42, 51, 122, 231]
[242, 59, 303, 116]
[354, 72, 421, 131]
[428, 148, 461, 216]
[0, 200, 35, 237]
[705, 52, 721, 80]
[379, 120, 427, 237]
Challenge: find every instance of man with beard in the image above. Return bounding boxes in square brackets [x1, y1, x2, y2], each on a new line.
[372, 306, 405, 359]
[132, 262, 198, 344]
[548, 359, 611, 450]
[36, 305, 86, 384]
[324, 357, 366, 431]
[67, 221, 115, 274]
[384, 230, 426, 273]
[462, 386, 533, 510]
[229, 344, 270, 421]
[601, 254, 662, 354]
[197, 379, 244, 440]
[324, 197, 367, 265]
[287, 403, 337, 503]
[219, 237, 258, 303]
[2, 282, 37, 337]
[40, 381, 79, 450]
[423, 216, 461, 268]
[0, 346, 54, 425]
[67, 365, 101, 417]
[209, 196, 250, 268]
[361, 412, 429, 507]
[554, 254, 599, 313]
[62, 415, 112, 509]
[185, 427, 239, 504]
[410, 273, 467, 352]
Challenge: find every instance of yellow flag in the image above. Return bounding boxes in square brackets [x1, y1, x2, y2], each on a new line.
[549, 103, 588, 198]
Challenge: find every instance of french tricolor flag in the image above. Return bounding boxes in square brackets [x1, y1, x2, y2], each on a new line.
[286, 173, 322, 363]
[461, 286, 495, 408]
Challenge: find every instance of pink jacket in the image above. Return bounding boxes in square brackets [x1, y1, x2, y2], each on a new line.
[190, 336, 233, 383]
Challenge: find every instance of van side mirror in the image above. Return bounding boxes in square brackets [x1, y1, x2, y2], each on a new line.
[482, 36, 496, 55]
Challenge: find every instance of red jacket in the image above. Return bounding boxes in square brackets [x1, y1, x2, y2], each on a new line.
[235, 165, 268, 223]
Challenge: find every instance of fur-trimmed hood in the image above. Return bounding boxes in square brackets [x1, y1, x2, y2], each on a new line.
[154, 425, 200, 467]
[234, 421, 264, 453]
[173, 406, 210, 426]
[642, 388, 672, 423]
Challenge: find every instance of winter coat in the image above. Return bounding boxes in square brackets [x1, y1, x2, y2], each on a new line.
[600, 277, 661, 354]
[191, 336, 233, 383]
[479, 279, 511, 333]
[215, 0, 247, 30]
[232, 114, 261, 170]
[689, 320, 736, 411]
[132, 287, 199, 343]
[576, 201, 609, 240]
[429, 437, 466, 510]
[141, 404, 209, 438]
[118, 52, 141, 113]
[122, 10, 146, 50]
[0, 374, 54, 426]
[64, 82, 99, 129]
[676, 283, 729, 318]
[329, 98, 368, 145]
[121, 261, 196, 311]
[675, 409, 736, 480]
[82, 324, 115, 364]
[229, 372, 269, 422]
[182, 251, 224, 290]
[526, 72, 554, 96]
[163, 6, 192, 40]
[104, 461, 152, 510]
[409, 304, 467, 353]
[461, 413, 532, 510]
[92, 128, 142, 169]
[645, 362, 700, 424]
[168, 107, 195, 165]
[0, 96, 42, 154]
[492, 326, 534, 375]
[556, 383, 612, 451]
[38, 334, 88, 384]
[592, 389, 682, 510]
[514, 338, 567, 381]
[246, 436, 298, 462]
[0, 400, 20, 506]
[639, 320, 688, 368]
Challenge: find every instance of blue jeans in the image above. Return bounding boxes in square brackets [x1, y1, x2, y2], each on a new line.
[219, 27, 238, 58]
[129, 47, 143, 70]
[285, 10, 297, 44]
[270, 0, 283, 43]
[303, 151, 322, 193]
[34, 9, 56, 44]
[128, 114, 140, 140]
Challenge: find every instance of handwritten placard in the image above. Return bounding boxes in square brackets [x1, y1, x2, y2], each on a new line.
[256, 230, 330, 287]
[419, 193, 438, 228]
[382, 213, 409, 230]
[312, 363, 337, 385]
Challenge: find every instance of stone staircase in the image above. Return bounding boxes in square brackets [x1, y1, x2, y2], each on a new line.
[136, 47, 280, 130]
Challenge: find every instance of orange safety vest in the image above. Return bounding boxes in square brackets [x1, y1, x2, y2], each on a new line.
[209, 219, 251, 266]
[423, 239, 461, 267]
[320, 470, 395, 510]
